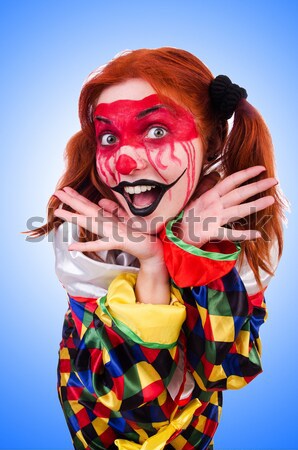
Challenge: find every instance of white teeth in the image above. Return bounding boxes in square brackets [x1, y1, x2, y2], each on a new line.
[124, 185, 156, 195]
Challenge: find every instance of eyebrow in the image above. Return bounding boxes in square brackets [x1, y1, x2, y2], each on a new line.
[94, 104, 173, 124]
[136, 104, 172, 119]
[95, 116, 112, 124]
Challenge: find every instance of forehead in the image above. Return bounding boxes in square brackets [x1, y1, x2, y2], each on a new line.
[96, 78, 157, 105]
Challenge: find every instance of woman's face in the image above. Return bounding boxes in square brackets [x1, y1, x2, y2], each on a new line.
[94, 78, 204, 233]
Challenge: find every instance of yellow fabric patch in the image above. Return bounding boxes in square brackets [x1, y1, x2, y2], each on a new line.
[75, 429, 89, 448]
[192, 372, 207, 392]
[196, 414, 207, 433]
[102, 347, 111, 364]
[197, 304, 207, 327]
[92, 416, 109, 435]
[80, 323, 87, 340]
[209, 315, 235, 342]
[70, 401, 85, 415]
[255, 337, 263, 356]
[96, 303, 112, 327]
[156, 389, 168, 407]
[235, 330, 250, 357]
[209, 364, 227, 382]
[136, 361, 161, 389]
[226, 375, 247, 390]
[97, 389, 122, 411]
[60, 347, 70, 359]
[135, 427, 149, 444]
[59, 372, 70, 387]
[104, 273, 186, 345]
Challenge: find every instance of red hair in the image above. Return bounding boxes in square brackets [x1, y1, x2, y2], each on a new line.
[31, 47, 286, 288]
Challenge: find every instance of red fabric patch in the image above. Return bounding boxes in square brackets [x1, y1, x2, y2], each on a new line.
[59, 359, 71, 373]
[93, 401, 113, 418]
[76, 408, 92, 428]
[66, 386, 84, 401]
[247, 291, 265, 313]
[142, 380, 165, 402]
[203, 417, 218, 438]
[105, 326, 125, 346]
[89, 348, 103, 373]
[112, 374, 125, 400]
[140, 346, 160, 364]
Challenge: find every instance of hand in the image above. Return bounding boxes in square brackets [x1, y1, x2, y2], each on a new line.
[177, 166, 277, 247]
[53, 187, 164, 265]
[53, 187, 170, 304]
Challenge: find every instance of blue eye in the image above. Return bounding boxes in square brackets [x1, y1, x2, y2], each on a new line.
[146, 127, 168, 139]
[100, 133, 118, 146]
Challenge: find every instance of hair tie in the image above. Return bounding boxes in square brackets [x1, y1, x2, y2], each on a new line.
[209, 75, 248, 120]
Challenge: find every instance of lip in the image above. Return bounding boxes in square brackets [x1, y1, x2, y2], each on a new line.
[111, 169, 186, 216]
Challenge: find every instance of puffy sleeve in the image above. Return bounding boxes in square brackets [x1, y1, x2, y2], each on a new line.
[159, 212, 274, 392]
[54, 223, 190, 412]
[60, 273, 188, 414]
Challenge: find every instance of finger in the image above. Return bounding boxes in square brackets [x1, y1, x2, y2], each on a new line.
[54, 189, 100, 217]
[63, 186, 99, 208]
[221, 177, 278, 208]
[221, 195, 275, 223]
[215, 165, 266, 197]
[68, 238, 123, 253]
[54, 209, 105, 236]
[214, 227, 262, 241]
[98, 199, 130, 220]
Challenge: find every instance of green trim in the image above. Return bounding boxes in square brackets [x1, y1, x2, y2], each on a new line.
[99, 297, 177, 349]
[165, 211, 241, 261]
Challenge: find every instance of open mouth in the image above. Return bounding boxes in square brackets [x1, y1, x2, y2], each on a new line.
[111, 169, 186, 216]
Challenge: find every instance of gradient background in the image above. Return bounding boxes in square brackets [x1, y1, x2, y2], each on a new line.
[1, 1, 297, 448]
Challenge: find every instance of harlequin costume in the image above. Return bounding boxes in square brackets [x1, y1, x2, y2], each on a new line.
[54, 215, 273, 450]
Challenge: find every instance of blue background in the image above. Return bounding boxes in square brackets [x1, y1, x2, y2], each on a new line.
[1, 1, 297, 448]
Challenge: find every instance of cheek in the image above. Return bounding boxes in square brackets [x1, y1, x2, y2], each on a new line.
[96, 150, 118, 186]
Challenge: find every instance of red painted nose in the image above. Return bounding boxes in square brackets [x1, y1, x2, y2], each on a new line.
[115, 154, 138, 175]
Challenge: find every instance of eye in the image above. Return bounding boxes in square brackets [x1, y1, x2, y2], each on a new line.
[146, 126, 168, 139]
[100, 133, 118, 146]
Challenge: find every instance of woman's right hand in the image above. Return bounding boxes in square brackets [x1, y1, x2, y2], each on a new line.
[53, 187, 165, 264]
[53, 187, 171, 304]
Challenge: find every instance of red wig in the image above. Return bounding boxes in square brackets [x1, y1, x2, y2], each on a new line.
[32, 47, 286, 288]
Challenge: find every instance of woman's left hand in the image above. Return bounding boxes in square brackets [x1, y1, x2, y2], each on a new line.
[176, 165, 277, 247]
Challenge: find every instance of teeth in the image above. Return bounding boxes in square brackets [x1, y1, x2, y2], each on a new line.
[124, 185, 156, 194]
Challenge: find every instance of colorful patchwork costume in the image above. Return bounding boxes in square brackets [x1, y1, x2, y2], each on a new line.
[54, 216, 272, 450]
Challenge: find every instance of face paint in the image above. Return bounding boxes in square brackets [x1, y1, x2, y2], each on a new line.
[94, 79, 204, 232]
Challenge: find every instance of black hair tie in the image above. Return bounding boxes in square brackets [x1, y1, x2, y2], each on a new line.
[209, 75, 248, 120]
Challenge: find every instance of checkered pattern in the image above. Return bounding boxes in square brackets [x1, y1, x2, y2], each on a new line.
[57, 265, 266, 450]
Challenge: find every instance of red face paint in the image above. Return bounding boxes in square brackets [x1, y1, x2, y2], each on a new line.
[94, 87, 203, 228]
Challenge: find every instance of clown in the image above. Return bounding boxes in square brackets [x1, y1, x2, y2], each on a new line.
[34, 48, 284, 449]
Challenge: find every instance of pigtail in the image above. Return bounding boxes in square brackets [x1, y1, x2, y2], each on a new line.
[221, 99, 286, 288]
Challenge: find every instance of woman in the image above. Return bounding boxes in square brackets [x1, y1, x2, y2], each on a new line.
[33, 48, 284, 449]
